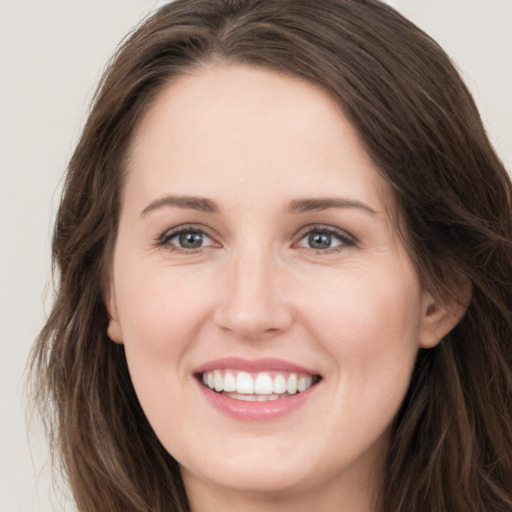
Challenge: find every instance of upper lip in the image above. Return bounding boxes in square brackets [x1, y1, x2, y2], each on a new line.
[194, 357, 321, 376]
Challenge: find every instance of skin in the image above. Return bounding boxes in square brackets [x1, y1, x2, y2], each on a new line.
[107, 64, 464, 512]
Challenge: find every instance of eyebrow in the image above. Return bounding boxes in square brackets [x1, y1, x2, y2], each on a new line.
[141, 195, 377, 217]
[141, 195, 220, 216]
[288, 198, 378, 215]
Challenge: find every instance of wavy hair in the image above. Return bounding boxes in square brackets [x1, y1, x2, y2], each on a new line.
[29, 1, 512, 510]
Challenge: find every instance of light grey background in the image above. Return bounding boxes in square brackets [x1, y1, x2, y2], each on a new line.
[1, 1, 510, 511]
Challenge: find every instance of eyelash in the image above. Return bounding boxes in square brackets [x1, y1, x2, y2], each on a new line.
[156, 224, 218, 253]
[156, 223, 357, 254]
[294, 224, 356, 253]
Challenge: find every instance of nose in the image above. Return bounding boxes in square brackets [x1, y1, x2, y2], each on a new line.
[213, 248, 293, 341]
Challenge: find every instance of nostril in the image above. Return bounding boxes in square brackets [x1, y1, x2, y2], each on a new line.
[213, 306, 293, 341]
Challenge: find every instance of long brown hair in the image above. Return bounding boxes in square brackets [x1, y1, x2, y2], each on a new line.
[29, 1, 512, 510]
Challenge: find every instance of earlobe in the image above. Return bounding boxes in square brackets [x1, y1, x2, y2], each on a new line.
[419, 278, 471, 349]
[107, 318, 124, 344]
[105, 288, 124, 344]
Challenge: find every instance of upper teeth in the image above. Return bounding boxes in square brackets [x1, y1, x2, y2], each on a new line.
[201, 370, 315, 395]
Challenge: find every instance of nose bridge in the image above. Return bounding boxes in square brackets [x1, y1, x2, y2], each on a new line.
[214, 240, 292, 339]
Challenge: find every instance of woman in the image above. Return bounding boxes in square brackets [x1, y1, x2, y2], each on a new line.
[30, 0, 512, 511]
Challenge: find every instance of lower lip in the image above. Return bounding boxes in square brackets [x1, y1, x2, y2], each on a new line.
[196, 379, 318, 421]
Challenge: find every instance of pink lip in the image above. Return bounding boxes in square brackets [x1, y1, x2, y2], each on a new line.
[196, 380, 319, 421]
[193, 357, 321, 421]
[194, 357, 319, 375]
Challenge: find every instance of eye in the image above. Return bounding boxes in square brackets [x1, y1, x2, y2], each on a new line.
[173, 230, 208, 249]
[296, 226, 355, 252]
[158, 225, 218, 252]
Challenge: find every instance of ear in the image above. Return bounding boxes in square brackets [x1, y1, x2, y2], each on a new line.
[105, 286, 124, 344]
[418, 276, 472, 349]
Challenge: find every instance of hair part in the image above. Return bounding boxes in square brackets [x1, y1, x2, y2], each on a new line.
[29, 1, 512, 511]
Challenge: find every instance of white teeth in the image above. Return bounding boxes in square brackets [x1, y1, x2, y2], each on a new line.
[236, 393, 258, 402]
[223, 372, 236, 392]
[273, 374, 287, 394]
[287, 374, 298, 394]
[298, 376, 313, 392]
[236, 371, 255, 394]
[254, 373, 273, 394]
[201, 369, 318, 396]
[214, 370, 223, 392]
[226, 393, 283, 402]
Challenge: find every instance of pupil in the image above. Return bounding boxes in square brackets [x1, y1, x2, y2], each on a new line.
[179, 231, 203, 248]
[309, 232, 331, 249]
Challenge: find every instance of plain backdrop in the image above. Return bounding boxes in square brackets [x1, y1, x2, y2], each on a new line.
[1, 1, 510, 511]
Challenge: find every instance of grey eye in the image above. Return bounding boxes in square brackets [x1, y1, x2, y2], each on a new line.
[308, 232, 332, 249]
[296, 227, 352, 251]
[177, 231, 205, 248]
[160, 226, 218, 252]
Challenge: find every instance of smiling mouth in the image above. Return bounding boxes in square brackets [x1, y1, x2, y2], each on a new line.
[198, 370, 321, 402]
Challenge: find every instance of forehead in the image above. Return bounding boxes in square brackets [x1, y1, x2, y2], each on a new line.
[124, 63, 394, 215]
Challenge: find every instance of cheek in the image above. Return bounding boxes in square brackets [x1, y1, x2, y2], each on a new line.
[113, 263, 216, 420]
[295, 270, 422, 464]
[116, 263, 213, 354]
[308, 259, 422, 344]
[113, 273, 215, 451]
[299, 264, 423, 400]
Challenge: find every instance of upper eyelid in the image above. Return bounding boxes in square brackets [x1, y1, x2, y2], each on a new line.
[156, 223, 356, 248]
[159, 223, 217, 241]
[293, 224, 356, 242]
[156, 225, 220, 253]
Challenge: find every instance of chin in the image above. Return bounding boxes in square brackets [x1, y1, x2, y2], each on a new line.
[185, 462, 313, 496]
[178, 439, 318, 495]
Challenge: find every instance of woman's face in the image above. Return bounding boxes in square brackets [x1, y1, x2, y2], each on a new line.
[107, 64, 439, 506]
